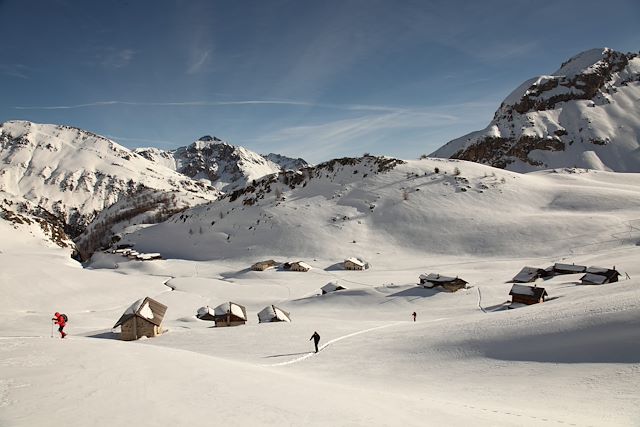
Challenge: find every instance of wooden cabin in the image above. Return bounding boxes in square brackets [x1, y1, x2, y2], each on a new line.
[196, 306, 216, 321]
[580, 267, 621, 285]
[419, 273, 468, 292]
[509, 284, 548, 305]
[289, 261, 311, 272]
[113, 297, 168, 341]
[553, 263, 587, 275]
[257, 305, 291, 323]
[344, 257, 368, 270]
[212, 302, 248, 327]
[251, 259, 279, 271]
[511, 266, 552, 283]
[321, 281, 347, 294]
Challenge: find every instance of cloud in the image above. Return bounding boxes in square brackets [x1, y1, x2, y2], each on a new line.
[187, 49, 211, 74]
[100, 48, 135, 68]
[0, 64, 29, 79]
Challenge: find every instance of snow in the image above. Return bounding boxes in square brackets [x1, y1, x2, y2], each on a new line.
[2, 154, 640, 426]
[138, 301, 154, 320]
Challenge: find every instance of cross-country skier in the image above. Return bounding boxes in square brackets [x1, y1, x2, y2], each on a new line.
[412, 311, 417, 322]
[310, 331, 320, 353]
[52, 312, 67, 338]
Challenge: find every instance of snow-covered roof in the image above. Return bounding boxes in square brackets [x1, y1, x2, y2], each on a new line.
[113, 297, 167, 328]
[585, 266, 611, 274]
[257, 305, 291, 323]
[509, 284, 536, 296]
[345, 257, 365, 267]
[213, 302, 247, 320]
[293, 261, 311, 270]
[321, 281, 345, 293]
[197, 306, 215, 317]
[419, 273, 457, 283]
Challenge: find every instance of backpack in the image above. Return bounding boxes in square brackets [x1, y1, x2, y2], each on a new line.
[62, 313, 68, 322]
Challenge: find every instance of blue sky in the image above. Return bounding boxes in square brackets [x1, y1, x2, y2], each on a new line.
[1, 0, 638, 163]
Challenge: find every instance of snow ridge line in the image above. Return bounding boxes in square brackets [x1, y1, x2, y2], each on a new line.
[264, 322, 404, 367]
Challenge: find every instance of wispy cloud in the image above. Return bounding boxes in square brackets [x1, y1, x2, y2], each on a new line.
[100, 48, 135, 68]
[0, 64, 29, 79]
[187, 49, 211, 74]
[12, 99, 402, 112]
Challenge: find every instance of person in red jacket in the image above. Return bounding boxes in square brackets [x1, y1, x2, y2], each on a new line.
[52, 312, 67, 338]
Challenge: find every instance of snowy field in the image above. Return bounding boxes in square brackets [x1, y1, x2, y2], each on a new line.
[2, 162, 640, 426]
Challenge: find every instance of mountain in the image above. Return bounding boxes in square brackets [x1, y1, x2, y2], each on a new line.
[0, 120, 218, 240]
[117, 156, 640, 262]
[431, 48, 640, 172]
[134, 136, 308, 192]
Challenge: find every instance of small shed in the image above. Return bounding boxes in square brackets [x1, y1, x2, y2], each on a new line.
[257, 305, 291, 323]
[419, 273, 468, 292]
[580, 267, 620, 285]
[113, 297, 168, 341]
[251, 259, 279, 271]
[213, 302, 248, 327]
[509, 284, 548, 305]
[289, 261, 311, 272]
[321, 281, 347, 294]
[344, 257, 368, 270]
[196, 306, 216, 321]
[512, 266, 552, 283]
[553, 263, 587, 275]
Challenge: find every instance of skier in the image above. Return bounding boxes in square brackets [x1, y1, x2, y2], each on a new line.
[52, 312, 67, 338]
[412, 311, 417, 322]
[310, 331, 320, 353]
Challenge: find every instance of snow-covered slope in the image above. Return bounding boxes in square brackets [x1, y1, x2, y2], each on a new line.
[119, 156, 640, 262]
[432, 48, 640, 172]
[134, 136, 308, 192]
[0, 121, 218, 238]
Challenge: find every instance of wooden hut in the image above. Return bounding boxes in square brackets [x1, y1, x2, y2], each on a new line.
[251, 259, 279, 271]
[321, 281, 347, 294]
[509, 284, 548, 305]
[113, 297, 167, 341]
[289, 261, 311, 272]
[553, 263, 587, 275]
[511, 266, 552, 283]
[580, 266, 620, 285]
[257, 305, 291, 323]
[213, 302, 248, 327]
[344, 257, 368, 270]
[418, 273, 468, 292]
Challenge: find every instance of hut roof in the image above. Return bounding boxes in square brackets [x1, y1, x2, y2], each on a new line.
[580, 273, 609, 285]
[213, 302, 247, 321]
[419, 273, 467, 284]
[113, 297, 167, 328]
[292, 261, 312, 270]
[196, 306, 216, 320]
[509, 284, 548, 300]
[257, 305, 291, 323]
[321, 281, 346, 293]
[553, 263, 587, 273]
[512, 266, 544, 283]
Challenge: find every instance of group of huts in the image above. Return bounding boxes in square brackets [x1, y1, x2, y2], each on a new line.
[416, 262, 624, 309]
[251, 257, 369, 272]
[107, 244, 162, 261]
[507, 263, 622, 308]
[112, 297, 291, 341]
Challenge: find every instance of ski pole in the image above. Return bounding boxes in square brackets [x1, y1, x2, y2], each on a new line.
[51, 320, 53, 338]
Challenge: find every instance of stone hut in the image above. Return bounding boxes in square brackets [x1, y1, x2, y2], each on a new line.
[509, 284, 548, 306]
[251, 260, 279, 271]
[257, 305, 291, 323]
[321, 281, 347, 294]
[344, 257, 368, 270]
[580, 266, 621, 285]
[213, 302, 248, 327]
[289, 261, 311, 272]
[113, 297, 168, 341]
[419, 273, 468, 292]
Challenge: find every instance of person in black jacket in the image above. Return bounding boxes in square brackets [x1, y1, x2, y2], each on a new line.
[310, 331, 320, 353]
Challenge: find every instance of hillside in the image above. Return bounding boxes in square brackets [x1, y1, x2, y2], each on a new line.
[119, 156, 640, 262]
[0, 121, 218, 238]
[431, 48, 640, 172]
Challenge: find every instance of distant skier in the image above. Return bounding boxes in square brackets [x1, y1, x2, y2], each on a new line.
[52, 312, 67, 338]
[412, 311, 417, 322]
[310, 331, 320, 353]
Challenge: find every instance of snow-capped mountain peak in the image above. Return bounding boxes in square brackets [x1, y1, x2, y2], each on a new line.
[432, 48, 640, 172]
